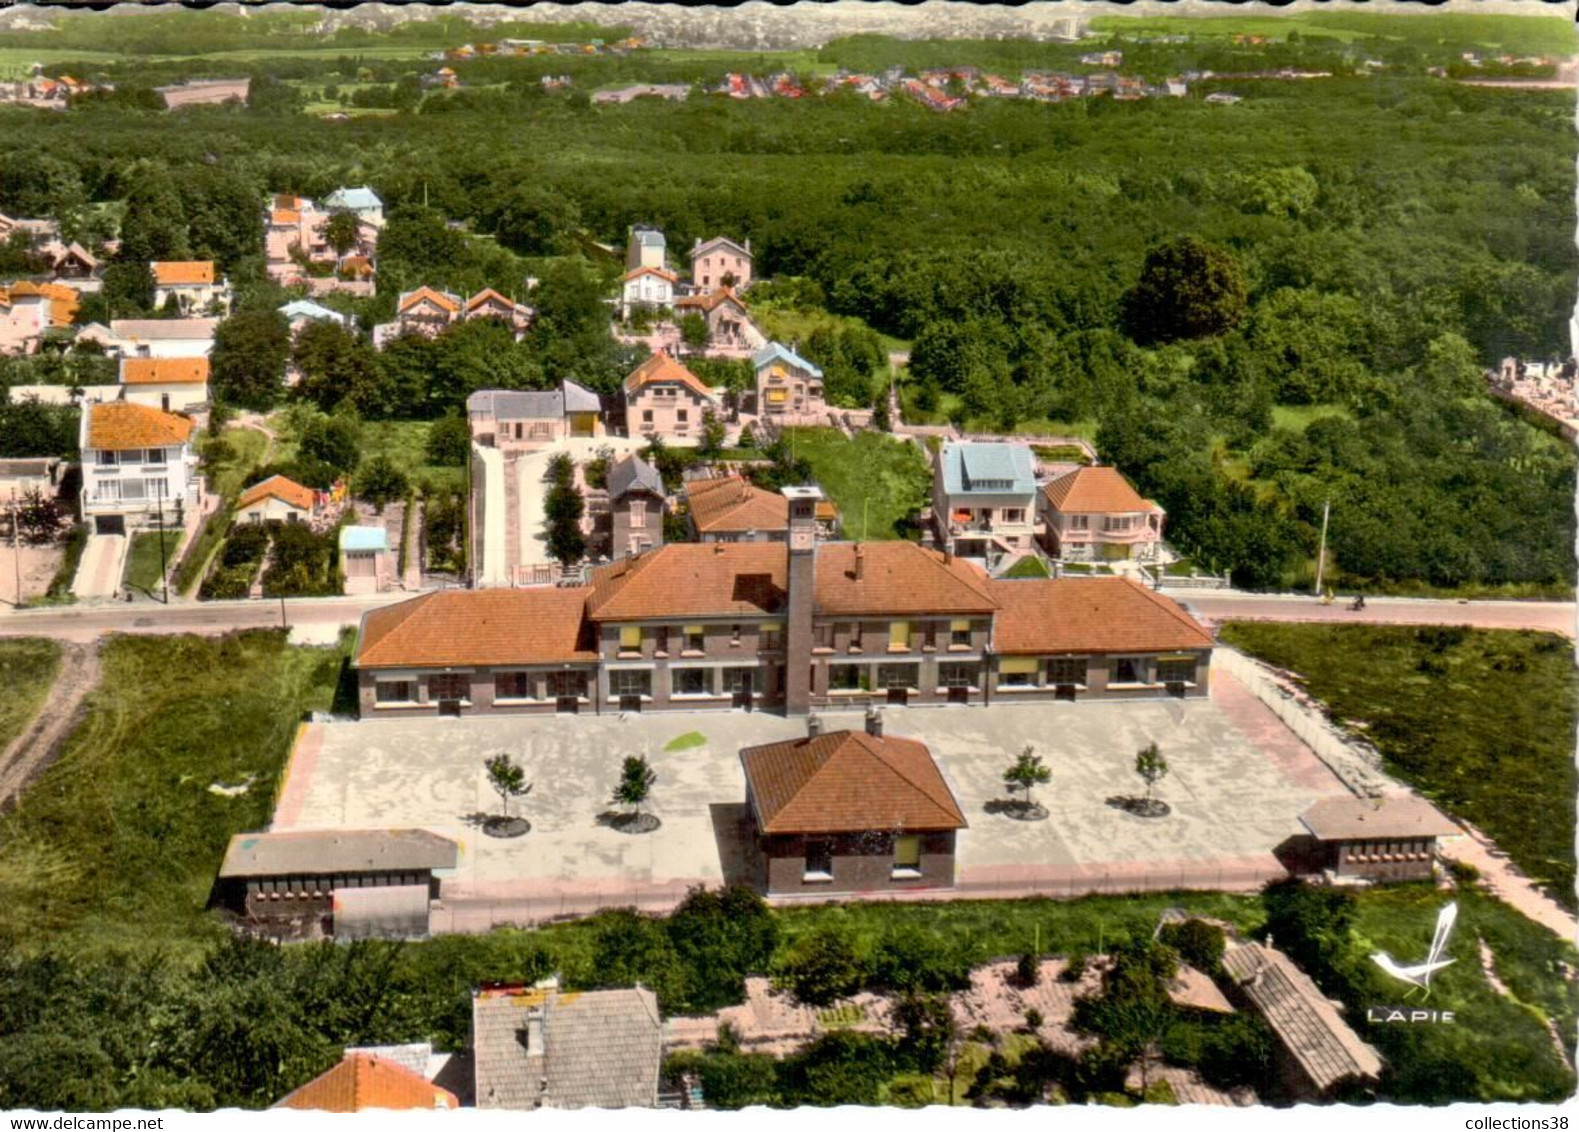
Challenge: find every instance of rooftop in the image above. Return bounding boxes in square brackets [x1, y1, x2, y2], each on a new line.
[623, 351, 716, 402]
[1299, 795, 1461, 842]
[1043, 465, 1162, 515]
[274, 1053, 457, 1112]
[588, 542, 787, 621]
[753, 341, 823, 378]
[987, 577, 1213, 655]
[356, 587, 597, 670]
[85, 401, 195, 451]
[218, 828, 459, 879]
[814, 541, 998, 617]
[340, 526, 390, 553]
[607, 453, 664, 500]
[325, 186, 384, 212]
[684, 475, 789, 534]
[940, 441, 1037, 498]
[109, 317, 218, 341]
[237, 474, 314, 513]
[118, 357, 209, 386]
[151, 260, 216, 287]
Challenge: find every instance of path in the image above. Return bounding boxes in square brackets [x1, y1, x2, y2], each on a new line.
[1478, 938, 1573, 1072]
[1438, 820, 1575, 940]
[1176, 591, 1574, 638]
[0, 590, 408, 644]
[0, 640, 101, 810]
[72, 533, 126, 598]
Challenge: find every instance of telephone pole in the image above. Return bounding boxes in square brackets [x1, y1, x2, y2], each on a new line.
[9, 491, 21, 609]
[1313, 498, 1331, 597]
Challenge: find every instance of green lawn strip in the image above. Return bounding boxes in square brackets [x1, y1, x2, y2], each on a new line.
[1218, 623, 1578, 910]
[0, 631, 345, 959]
[0, 639, 62, 752]
[122, 529, 182, 595]
[751, 305, 910, 357]
[1001, 555, 1050, 579]
[664, 731, 707, 752]
[781, 427, 930, 541]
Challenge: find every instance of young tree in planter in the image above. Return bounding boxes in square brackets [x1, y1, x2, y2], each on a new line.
[613, 754, 657, 821]
[1135, 742, 1169, 805]
[484, 753, 533, 821]
[1003, 745, 1051, 810]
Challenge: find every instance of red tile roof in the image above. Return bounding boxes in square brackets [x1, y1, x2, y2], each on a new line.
[274, 1053, 457, 1112]
[86, 402, 195, 451]
[151, 260, 216, 286]
[1042, 466, 1162, 515]
[398, 286, 460, 315]
[237, 474, 315, 513]
[119, 357, 209, 386]
[815, 542, 998, 617]
[675, 286, 746, 314]
[623, 265, 678, 284]
[684, 475, 788, 534]
[623, 351, 716, 401]
[587, 542, 785, 621]
[741, 729, 967, 835]
[356, 588, 596, 669]
[987, 577, 1213, 654]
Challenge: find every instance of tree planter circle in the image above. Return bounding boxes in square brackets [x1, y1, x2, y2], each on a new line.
[482, 816, 530, 838]
[1106, 795, 1171, 819]
[987, 798, 1049, 822]
[599, 811, 662, 835]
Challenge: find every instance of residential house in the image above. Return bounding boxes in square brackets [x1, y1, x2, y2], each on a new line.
[1297, 796, 1460, 884]
[0, 213, 60, 248]
[154, 78, 250, 109]
[151, 261, 232, 316]
[373, 286, 532, 348]
[672, 287, 765, 355]
[274, 1052, 459, 1112]
[607, 453, 666, 559]
[352, 489, 1214, 716]
[341, 526, 395, 595]
[216, 828, 458, 939]
[117, 356, 210, 412]
[1038, 465, 1165, 563]
[753, 342, 826, 422]
[689, 235, 753, 292]
[0, 457, 64, 504]
[50, 242, 101, 286]
[626, 223, 667, 271]
[684, 475, 789, 542]
[0, 281, 77, 354]
[931, 441, 1038, 560]
[740, 711, 967, 896]
[278, 298, 353, 336]
[324, 185, 385, 227]
[620, 265, 678, 319]
[236, 474, 317, 525]
[622, 352, 718, 439]
[79, 401, 200, 536]
[105, 318, 218, 359]
[463, 287, 533, 334]
[466, 381, 603, 450]
[265, 194, 380, 287]
[473, 982, 662, 1110]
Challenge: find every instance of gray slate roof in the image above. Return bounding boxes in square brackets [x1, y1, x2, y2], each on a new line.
[1222, 942, 1382, 1093]
[218, 829, 458, 878]
[473, 985, 662, 1110]
[940, 442, 1037, 498]
[561, 378, 601, 415]
[608, 454, 664, 501]
[467, 389, 563, 419]
[1300, 795, 1460, 842]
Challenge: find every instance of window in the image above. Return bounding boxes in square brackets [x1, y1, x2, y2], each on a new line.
[723, 667, 754, 694]
[118, 479, 148, 501]
[673, 668, 713, 697]
[731, 624, 743, 645]
[1157, 658, 1196, 685]
[375, 680, 415, 705]
[547, 671, 588, 699]
[950, 619, 972, 648]
[1070, 515, 1090, 531]
[998, 657, 1040, 687]
[829, 664, 864, 692]
[642, 409, 654, 424]
[619, 625, 643, 652]
[1047, 657, 1087, 686]
[1114, 657, 1145, 684]
[629, 507, 644, 529]
[117, 449, 144, 465]
[759, 621, 783, 650]
[678, 409, 688, 424]
[939, 662, 975, 689]
[922, 622, 937, 649]
[610, 669, 651, 698]
[683, 624, 706, 652]
[814, 624, 832, 650]
[96, 450, 118, 467]
[428, 673, 469, 701]
[145, 448, 167, 466]
[893, 835, 922, 877]
[888, 621, 910, 650]
[804, 840, 833, 880]
[495, 672, 532, 701]
[877, 663, 918, 691]
[1103, 515, 1136, 533]
[1003, 508, 1024, 523]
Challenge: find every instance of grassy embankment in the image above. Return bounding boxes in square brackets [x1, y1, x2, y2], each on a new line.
[781, 427, 930, 541]
[0, 639, 62, 751]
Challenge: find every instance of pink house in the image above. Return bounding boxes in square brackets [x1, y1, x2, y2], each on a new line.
[264, 193, 380, 287]
[373, 286, 533, 348]
[1038, 465, 1166, 563]
[623, 352, 719, 439]
[673, 288, 766, 356]
[689, 236, 753, 292]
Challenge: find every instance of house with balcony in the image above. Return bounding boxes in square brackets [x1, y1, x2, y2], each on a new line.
[324, 186, 386, 227]
[374, 287, 533, 348]
[753, 342, 826, 422]
[931, 441, 1038, 560]
[1038, 465, 1165, 563]
[689, 235, 753, 292]
[672, 288, 765, 356]
[0, 281, 77, 355]
[79, 401, 201, 536]
[622, 352, 718, 439]
[151, 261, 232, 316]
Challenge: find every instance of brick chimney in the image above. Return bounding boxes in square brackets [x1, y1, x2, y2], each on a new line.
[806, 712, 823, 738]
[854, 544, 865, 581]
[865, 707, 884, 739]
[782, 485, 824, 715]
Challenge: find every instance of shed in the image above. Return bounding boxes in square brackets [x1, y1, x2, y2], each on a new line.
[1299, 795, 1460, 883]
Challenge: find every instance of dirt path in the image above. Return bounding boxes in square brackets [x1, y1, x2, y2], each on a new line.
[0, 639, 102, 811]
[1478, 937, 1573, 1072]
[1439, 822, 1576, 941]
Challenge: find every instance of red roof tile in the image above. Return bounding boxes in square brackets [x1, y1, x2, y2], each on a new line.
[356, 588, 596, 669]
[274, 1054, 457, 1112]
[987, 577, 1213, 654]
[814, 542, 998, 617]
[623, 351, 716, 401]
[119, 357, 209, 386]
[151, 260, 216, 286]
[1042, 466, 1162, 515]
[237, 474, 315, 513]
[587, 542, 785, 621]
[684, 475, 788, 534]
[86, 402, 195, 451]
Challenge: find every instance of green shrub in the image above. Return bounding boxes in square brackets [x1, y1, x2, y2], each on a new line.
[775, 924, 867, 1006]
[1158, 918, 1226, 976]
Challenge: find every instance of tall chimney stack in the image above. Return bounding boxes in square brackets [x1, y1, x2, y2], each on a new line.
[781, 485, 824, 716]
[865, 707, 884, 739]
[854, 544, 865, 581]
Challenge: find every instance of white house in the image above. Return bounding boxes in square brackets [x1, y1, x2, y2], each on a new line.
[107, 318, 218, 359]
[235, 474, 317, 525]
[79, 401, 201, 536]
[278, 298, 353, 336]
[619, 266, 677, 319]
[117, 356, 210, 413]
[323, 186, 385, 227]
[151, 261, 232, 316]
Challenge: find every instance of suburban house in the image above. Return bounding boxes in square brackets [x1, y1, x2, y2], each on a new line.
[620, 265, 678, 319]
[1296, 796, 1460, 884]
[235, 474, 317, 525]
[351, 489, 1214, 716]
[473, 981, 663, 1110]
[622, 352, 719, 439]
[740, 711, 967, 896]
[672, 287, 765, 355]
[324, 185, 386, 226]
[78, 401, 201, 535]
[104, 317, 218, 359]
[466, 381, 603, 449]
[279, 298, 353, 345]
[753, 342, 826, 422]
[274, 1052, 459, 1112]
[215, 828, 459, 939]
[689, 235, 753, 292]
[117, 356, 209, 412]
[0, 281, 77, 354]
[49, 242, 101, 286]
[626, 223, 667, 271]
[1039, 465, 1166, 563]
[607, 453, 666, 560]
[931, 441, 1039, 560]
[373, 286, 532, 347]
[0, 457, 64, 503]
[341, 526, 396, 595]
[463, 287, 533, 333]
[265, 193, 381, 286]
[684, 475, 789, 542]
[151, 260, 232, 316]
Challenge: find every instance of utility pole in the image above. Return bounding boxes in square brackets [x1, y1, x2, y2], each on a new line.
[1313, 498, 1331, 597]
[155, 477, 169, 604]
[10, 490, 21, 609]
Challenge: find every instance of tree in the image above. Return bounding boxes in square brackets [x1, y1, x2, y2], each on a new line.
[891, 993, 956, 1074]
[1120, 237, 1247, 346]
[292, 322, 387, 416]
[354, 455, 409, 513]
[210, 309, 290, 411]
[698, 408, 727, 458]
[14, 487, 66, 545]
[776, 924, 866, 1007]
[664, 886, 779, 1014]
[483, 753, 532, 821]
[612, 755, 656, 820]
[871, 389, 892, 432]
[425, 413, 471, 467]
[1134, 742, 1169, 805]
[297, 412, 362, 476]
[543, 465, 585, 567]
[1003, 745, 1051, 809]
[678, 312, 710, 352]
[322, 210, 361, 258]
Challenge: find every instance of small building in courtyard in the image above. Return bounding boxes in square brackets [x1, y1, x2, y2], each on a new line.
[1298, 795, 1460, 883]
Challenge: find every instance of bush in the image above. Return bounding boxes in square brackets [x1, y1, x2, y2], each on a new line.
[221, 523, 271, 568]
[425, 413, 471, 467]
[260, 523, 339, 598]
[297, 413, 361, 475]
[778, 1031, 894, 1107]
[665, 886, 779, 1015]
[1015, 952, 1040, 989]
[354, 456, 410, 513]
[776, 924, 867, 1007]
[869, 925, 971, 994]
[45, 522, 88, 599]
[1158, 919, 1226, 977]
[1024, 1007, 1044, 1031]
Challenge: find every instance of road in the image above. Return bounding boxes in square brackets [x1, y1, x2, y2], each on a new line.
[0, 591, 413, 644]
[1170, 589, 1575, 638]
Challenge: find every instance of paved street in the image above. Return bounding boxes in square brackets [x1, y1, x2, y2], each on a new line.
[1170, 590, 1575, 638]
[0, 591, 412, 643]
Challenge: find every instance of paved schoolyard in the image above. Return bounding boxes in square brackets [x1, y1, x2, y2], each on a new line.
[271, 671, 1352, 914]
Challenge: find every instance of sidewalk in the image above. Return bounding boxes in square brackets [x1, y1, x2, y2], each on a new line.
[72, 533, 126, 599]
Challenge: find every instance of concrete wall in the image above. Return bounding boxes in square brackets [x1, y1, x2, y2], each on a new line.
[358, 665, 600, 717]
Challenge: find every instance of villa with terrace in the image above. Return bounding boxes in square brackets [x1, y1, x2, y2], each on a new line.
[931, 440, 1039, 561]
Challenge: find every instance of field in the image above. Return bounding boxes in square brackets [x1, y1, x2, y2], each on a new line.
[0, 638, 61, 751]
[122, 528, 182, 595]
[1088, 10, 1576, 54]
[0, 631, 346, 958]
[268, 415, 462, 495]
[782, 427, 930, 541]
[1217, 622, 1578, 911]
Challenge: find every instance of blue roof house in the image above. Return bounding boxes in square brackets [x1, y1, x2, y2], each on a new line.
[324, 186, 385, 225]
[753, 342, 826, 422]
[932, 441, 1039, 559]
[340, 525, 395, 595]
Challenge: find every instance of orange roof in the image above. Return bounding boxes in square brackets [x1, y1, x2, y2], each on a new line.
[741, 729, 967, 835]
[815, 542, 998, 616]
[0, 281, 78, 328]
[86, 402, 195, 451]
[1042, 466, 1162, 515]
[464, 288, 519, 313]
[270, 208, 302, 225]
[356, 588, 597, 669]
[274, 193, 304, 210]
[987, 577, 1213, 655]
[623, 265, 678, 284]
[587, 542, 786, 621]
[119, 357, 209, 386]
[684, 476, 788, 534]
[623, 352, 715, 401]
[398, 286, 461, 315]
[151, 260, 216, 286]
[274, 1054, 457, 1112]
[675, 286, 745, 314]
[237, 474, 315, 513]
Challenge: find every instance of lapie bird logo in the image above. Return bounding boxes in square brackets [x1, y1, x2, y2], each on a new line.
[1370, 901, 1458, 997]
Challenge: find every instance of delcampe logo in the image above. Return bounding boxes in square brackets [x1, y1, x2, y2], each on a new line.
[1366, 902, 1458, 1025]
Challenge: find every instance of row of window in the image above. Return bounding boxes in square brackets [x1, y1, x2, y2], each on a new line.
[1062, 515, 1154, 533]
[95, 448, 170, 467]
[951, 507, 1027, 524]
[92, 477, 177, 503]
[376, 671, 592, 705]
[618, 623, 784, 654]
[1340, 839, 1435, 863]
[804, 835, 922, 881]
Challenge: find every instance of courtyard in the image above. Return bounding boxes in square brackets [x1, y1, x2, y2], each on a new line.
[270, 665, 1353, 929]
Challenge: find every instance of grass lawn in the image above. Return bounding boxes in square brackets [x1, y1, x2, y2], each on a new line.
[269, 416, 463, 496]
[0, 631, 346, 959]
[204, 425, 271, 501]
[1001, 555, 1051, 579]
[1217, 622, 1578, 911]
[122, 529, 182, 595]
[1269, 403, 1353, 433]
[750, 304, 910, 357]
[782, 427, 930, 541]
[0, 639, 62, 752]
